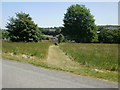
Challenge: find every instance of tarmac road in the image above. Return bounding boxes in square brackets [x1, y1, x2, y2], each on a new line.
[2, 59, 118, 88]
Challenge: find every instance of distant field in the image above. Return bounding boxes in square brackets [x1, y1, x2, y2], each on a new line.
[2, 41, 52, 59]
[60, 43, 118, 71]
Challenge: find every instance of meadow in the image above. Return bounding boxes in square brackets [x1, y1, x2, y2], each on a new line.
[2, 41, 119, 82]
[60, 43, 118, 71]
[2, 41, 52, 59]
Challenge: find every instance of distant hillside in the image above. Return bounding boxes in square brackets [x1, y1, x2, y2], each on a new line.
[41, 27, 62, 36]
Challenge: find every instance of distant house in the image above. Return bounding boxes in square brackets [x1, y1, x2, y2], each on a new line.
[97, 31, 100, 34]
[104, 26, 120, 30]
[47, 29, 56, 31]
[43, 35, 58, 42]
[97, 25, 120, 34]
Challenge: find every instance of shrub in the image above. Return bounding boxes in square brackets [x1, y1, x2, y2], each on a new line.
[57, 34, 64, 43]
[98, 29, 120, 43]
[41, 35, 50, 40]
[54, 42, 58, 46]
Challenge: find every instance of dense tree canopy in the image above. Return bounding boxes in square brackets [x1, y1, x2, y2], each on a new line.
[0, 29, 9, 39]
[62, 4, 98, 43]
[41, 27, 61, 37]
[0, 29, 1, 38]
[2, 29, 9, 39]
[98, 29, 120, 43]
[6, 12, 42, 42]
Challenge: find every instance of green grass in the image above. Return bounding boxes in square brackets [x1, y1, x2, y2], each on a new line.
[2, 41, 119, 82]
[45, 45, 118, 82]
[2, 40, 53, 71]
[2, 41, 52, 59]
[60, 43, 118, 71]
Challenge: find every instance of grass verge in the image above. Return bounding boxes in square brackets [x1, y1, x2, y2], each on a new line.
[2, 53, 118, 82]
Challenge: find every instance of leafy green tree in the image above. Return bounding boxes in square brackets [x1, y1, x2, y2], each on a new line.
[6, 12, 42, 42]
[98, 29, 120, 43]
[0, 29, 2, 39]
[0, 29, 9, 39]
[2, 30, 9, 39]
[62, 4, 98, 43]
[41, 27, 61, 37]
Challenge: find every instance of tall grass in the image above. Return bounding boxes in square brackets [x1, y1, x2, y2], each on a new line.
[2, 41, 52, 59]
[60, 43, 118, 71]
[2, 41, 118, 82]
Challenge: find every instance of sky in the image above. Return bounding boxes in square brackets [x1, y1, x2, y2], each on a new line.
[1, 2, 118, 29]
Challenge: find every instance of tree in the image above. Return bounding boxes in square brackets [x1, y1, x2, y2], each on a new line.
[62, 4, 98, 43]
[41, 27, 61, 37]
[2, 29, 9, 39]
[0, 29, 9, 40]
[0, 29, 2, 39]
[98, 29, 120, 43]
[6, 12, 42, 42]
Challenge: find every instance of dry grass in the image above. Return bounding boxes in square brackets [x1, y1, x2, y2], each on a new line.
[47, 45, 81, 69]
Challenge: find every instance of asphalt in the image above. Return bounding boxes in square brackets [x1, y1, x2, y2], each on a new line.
[2, 59, 118, 88]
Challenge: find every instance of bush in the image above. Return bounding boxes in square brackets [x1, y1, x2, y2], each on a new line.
[54, 42, 58, 46]
[0, 29, 9, 40]
[2, 30, 9, 40]
[41, 35, 50, 40]
[57, 34, 64, 43]
[98, 29, 120, 43]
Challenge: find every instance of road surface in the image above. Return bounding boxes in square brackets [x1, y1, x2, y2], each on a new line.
[2, 59, 118, 88]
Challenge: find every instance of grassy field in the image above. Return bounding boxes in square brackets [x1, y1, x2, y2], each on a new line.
[2, 41, 119, 82]
[60, 43, 118, 71]
[46, 45, 118, 82]
[2, 41, 52, 59]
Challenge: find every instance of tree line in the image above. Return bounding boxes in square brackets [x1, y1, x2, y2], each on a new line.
[1, 4, 120, 43]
